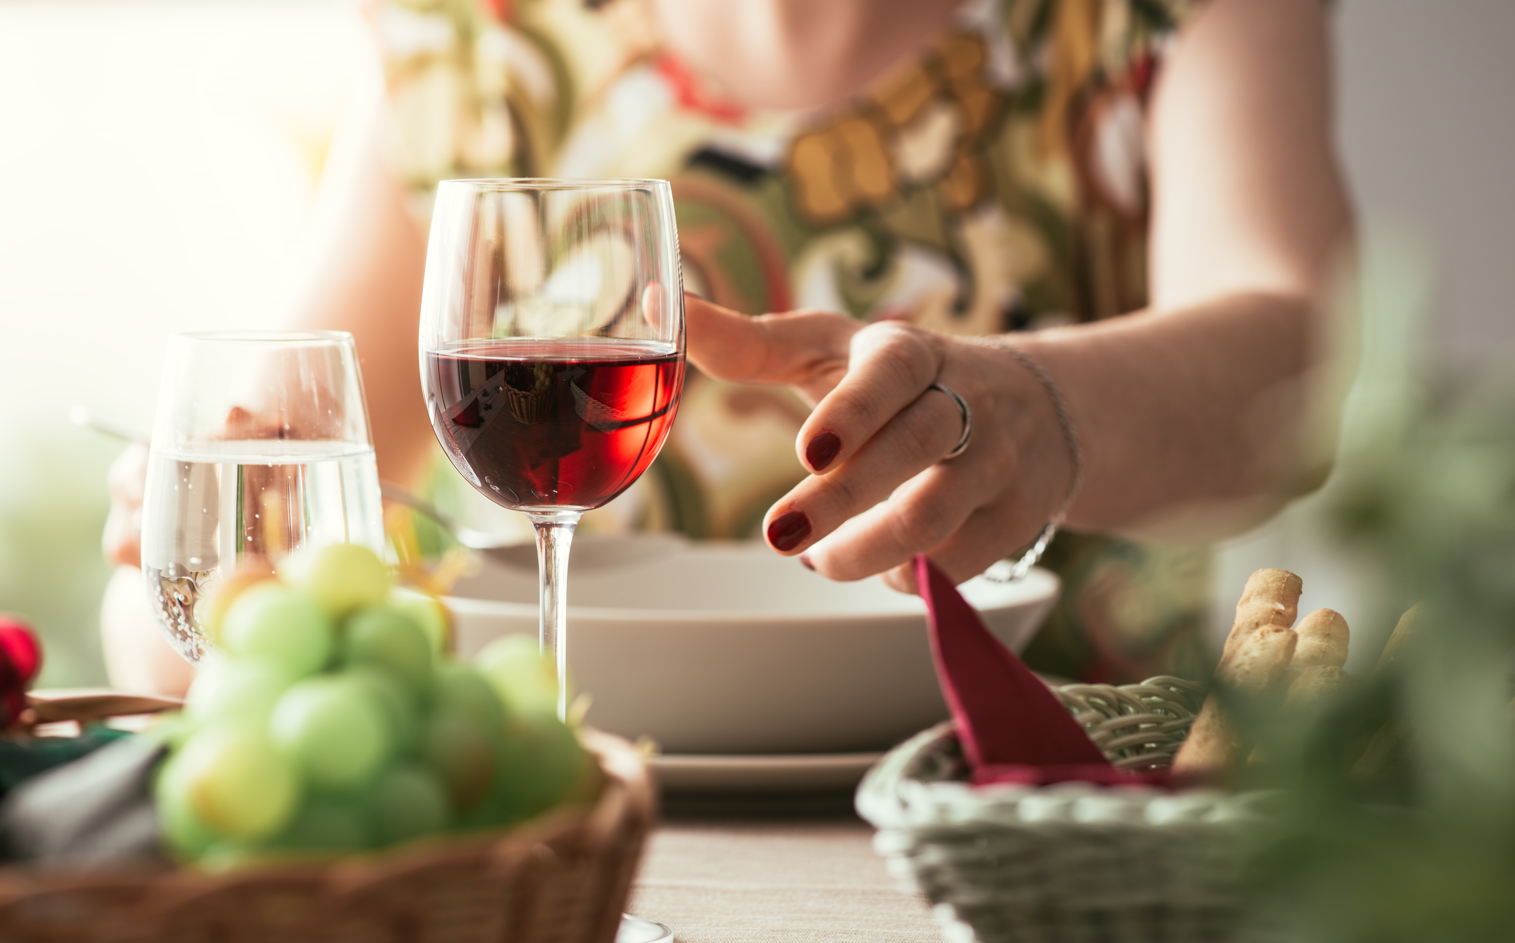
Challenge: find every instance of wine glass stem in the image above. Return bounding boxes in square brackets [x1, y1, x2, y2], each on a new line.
[529, 510, 580, 722]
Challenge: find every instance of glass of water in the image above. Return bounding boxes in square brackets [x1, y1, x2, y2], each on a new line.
[140, 331, 385, 663]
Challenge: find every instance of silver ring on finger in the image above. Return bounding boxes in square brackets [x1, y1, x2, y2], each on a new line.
[929, 382, 971, 460]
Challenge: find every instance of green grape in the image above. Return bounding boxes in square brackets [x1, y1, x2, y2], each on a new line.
[493, 713, 588, 821]
[284, 543, 390, 618]
[439, 664, 509, 730]
[433, 662, 507, 733]
[221, 583, 334, 678]
[185, 658, 293, 727]
[155, 751, 218, 861]
[369, 764, 450, 846]
[270, 676, 392, 792]
[203, 559, 277, 646]
[170, 727, 301, 842]
[452, 793, 510, 831]
[422, 710, 495, 814]
[348, 665, 422, 756]
[275, 798, 372, 853]
[560, 750, 607, 810]
[391, 588, 450, 655]
[474, 635, 560, 718]
[343, 603, 434, 694]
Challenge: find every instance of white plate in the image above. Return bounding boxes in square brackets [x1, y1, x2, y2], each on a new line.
[447, 536, 1059, 755]
[649, 751, 885, 793]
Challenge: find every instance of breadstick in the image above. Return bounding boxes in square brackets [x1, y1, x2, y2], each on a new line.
[1219, 625, 1300, 693]
[1223, 569, 1303, 661]
[1374, 604, 1422, 674]
[1173, 570, 1301, 775]
[1285, 665, 1348, 706]
[1291, 608, 1350, 669]
[1351, 605, 1424, 782]
[1174, 625, 1298, 774]
[1352, 724, 1407, 782]
[1240, 663, 1352, 767]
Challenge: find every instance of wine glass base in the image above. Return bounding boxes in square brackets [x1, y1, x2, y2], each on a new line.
[617, 914, 673, 943]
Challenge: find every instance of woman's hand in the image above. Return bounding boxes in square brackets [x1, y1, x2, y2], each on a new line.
[687, 294, 1074, 592]
[101, 442, 197, 696]
[99, 397, 352, 572]
[102, 443, 149, 570]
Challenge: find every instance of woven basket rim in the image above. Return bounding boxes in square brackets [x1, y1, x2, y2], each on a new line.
[855, 676, 1275, 831]
[0, 727, 653, 905]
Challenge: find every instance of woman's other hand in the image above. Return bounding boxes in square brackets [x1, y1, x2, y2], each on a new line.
[101, 443, 195, 696]
[102, 443, 148, 570]
[99, 395, 349, 572]
[687, 295, 1073, 593]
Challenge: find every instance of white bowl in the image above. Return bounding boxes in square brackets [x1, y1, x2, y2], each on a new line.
[445, 536, 1059, 755]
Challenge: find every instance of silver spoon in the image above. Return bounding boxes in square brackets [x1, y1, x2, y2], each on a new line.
[70, 404, 538, 569]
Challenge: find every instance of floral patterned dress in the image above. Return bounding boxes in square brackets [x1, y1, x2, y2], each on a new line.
[374, 0, 1212, 683]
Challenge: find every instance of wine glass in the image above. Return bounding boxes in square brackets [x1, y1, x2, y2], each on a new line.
[140, 331, 385, 662]
[418, 179, 682, 943]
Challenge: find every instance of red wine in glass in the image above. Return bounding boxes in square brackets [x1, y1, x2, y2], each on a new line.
[425, 338, 683, 511]
[420, 180, 682, 943]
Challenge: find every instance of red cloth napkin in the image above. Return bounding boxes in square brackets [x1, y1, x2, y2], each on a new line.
[915, 556, 1184, 788]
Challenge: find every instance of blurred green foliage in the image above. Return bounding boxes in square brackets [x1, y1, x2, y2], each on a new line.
[0, 426, 117, 688]
[1237, 380, 1515, 941]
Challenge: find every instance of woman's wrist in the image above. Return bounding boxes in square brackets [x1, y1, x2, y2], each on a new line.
[1004, 344, 1083, 514]
[980, 337, 1082, 580]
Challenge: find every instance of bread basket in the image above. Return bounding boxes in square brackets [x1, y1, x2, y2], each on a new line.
[0, 728, 652, 943]
[857, 677, 1279, 943]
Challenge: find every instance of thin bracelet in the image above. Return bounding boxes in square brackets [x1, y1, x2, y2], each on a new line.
[984, 346, 1084, 583]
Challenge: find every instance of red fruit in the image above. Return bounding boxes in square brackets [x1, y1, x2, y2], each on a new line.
[0, 617, 41, 682]
[0, 616, 41, 727]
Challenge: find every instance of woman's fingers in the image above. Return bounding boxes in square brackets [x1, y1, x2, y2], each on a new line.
[794, 321, 948, 473]
[683, 294, 762, 378]
[763, 382, 975, 553]
[879, 499, 1039, 593]
[685, 294, 858, 395]
[778, 442, 1012, 578]
[793, 467, 982, 578]
[688, 295, 1066, 592]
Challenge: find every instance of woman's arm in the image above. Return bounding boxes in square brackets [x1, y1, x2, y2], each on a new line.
[283, 80, 435, 490]
[101, 80, 432, 574]
[1038, 0, 1355, 534]
[686, 0, 1354, 590]
[98, 84, 433, 696]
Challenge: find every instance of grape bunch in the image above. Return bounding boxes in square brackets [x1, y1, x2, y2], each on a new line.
[156, 544, 595, 867]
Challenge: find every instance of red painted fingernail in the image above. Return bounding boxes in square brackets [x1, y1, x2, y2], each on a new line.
[805, 430, 842, 471]
[767, 510, 812, 552]
[799, 554, 815, 571]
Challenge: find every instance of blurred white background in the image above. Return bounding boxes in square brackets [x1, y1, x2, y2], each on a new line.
[0, 0, 363, 685]
[0, 0, 1510, 685]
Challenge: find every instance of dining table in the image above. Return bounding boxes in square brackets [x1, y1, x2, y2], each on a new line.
[628, 792, 943, 943]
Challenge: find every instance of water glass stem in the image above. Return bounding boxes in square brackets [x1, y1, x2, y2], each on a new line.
[529, 510, 580, 721]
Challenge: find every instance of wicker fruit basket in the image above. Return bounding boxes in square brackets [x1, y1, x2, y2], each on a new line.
[0, 729, 652, 943]
[857, 677, 1278, 943]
